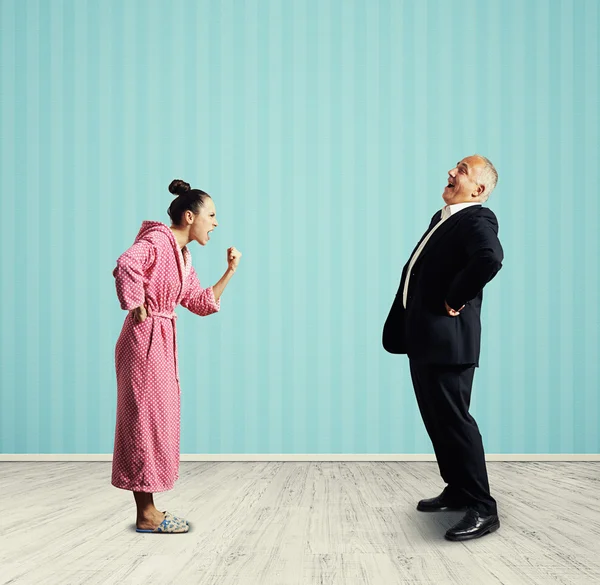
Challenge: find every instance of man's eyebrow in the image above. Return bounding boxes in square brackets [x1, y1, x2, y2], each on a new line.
[458, 162, 469, 171]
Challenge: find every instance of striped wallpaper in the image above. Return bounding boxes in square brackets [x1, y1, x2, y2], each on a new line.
[0, 0, 598, 455]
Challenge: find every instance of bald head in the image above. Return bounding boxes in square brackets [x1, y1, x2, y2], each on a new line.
[443, 155, 498, 204]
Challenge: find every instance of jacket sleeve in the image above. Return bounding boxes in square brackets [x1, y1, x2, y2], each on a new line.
[180, 266, 221, 316]
[113, 240, 156, 311]
[445, 209, 504, 310]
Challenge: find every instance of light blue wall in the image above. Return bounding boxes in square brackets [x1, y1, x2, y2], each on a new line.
[1, 0, 598, 455]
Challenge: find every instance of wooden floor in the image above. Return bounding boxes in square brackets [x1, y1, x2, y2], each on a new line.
[1, 461, 599, 584]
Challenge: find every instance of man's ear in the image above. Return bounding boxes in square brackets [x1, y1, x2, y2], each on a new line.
[475, 184, 485, 197]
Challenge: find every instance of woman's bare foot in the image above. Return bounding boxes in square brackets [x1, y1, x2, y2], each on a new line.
[136, 509, 166, 531]
[134, 491, 165, 530]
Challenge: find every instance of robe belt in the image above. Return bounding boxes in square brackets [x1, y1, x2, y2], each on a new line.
[148, 311, 180, 384]
[151, 311, 177, 320]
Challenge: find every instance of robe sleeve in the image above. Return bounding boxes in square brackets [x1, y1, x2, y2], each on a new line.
[113, 240, 157, 311]
[180, 265, 221, 316]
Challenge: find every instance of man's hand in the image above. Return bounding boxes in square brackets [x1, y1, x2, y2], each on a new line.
[445, 300, 465, 317]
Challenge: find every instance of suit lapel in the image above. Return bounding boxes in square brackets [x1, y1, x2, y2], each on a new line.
[406, 211, 442, 262]
[415, 204, 480, 264]
[418, 211, 443, 253]
[398, 210, 443, 292]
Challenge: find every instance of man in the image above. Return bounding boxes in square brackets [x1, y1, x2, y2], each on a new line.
[383, 154, 503, 541]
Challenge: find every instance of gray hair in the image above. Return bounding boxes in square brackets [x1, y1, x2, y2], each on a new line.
[472, 154, 498, 201]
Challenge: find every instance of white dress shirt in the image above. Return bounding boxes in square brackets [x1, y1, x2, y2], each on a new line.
[402, 202, 482, 309]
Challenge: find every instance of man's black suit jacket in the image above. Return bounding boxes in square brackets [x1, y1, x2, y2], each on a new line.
[383, 205, 504, 366]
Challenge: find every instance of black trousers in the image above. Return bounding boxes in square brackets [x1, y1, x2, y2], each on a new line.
[409, 360, 497, 516]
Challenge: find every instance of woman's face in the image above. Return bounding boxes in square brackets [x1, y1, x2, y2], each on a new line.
[190, 197, 218, 246]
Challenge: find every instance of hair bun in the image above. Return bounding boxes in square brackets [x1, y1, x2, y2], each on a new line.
[169, 179, 191, 196]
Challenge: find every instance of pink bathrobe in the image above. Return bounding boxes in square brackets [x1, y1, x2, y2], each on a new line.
[111, 221, 220, 492]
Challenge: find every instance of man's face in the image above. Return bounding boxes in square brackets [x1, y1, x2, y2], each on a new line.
[443, 156, 485, 204]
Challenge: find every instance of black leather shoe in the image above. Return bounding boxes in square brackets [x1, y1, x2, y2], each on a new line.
[417, 493, 468, 512]
[444, 508, 500, 541]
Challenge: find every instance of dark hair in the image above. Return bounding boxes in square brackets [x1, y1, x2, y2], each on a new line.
[167, 179, 211, 225]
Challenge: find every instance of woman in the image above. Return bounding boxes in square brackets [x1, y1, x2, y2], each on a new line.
[111, 179, 241, 534]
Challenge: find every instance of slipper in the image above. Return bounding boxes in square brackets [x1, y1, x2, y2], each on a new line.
[136, 512, 189, 534]
[165, 510, 189, 526]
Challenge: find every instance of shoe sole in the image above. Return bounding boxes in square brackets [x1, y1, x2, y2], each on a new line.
[136, 528, 189, 533]
[444, 520, 500, 541]
[417, 504, 468, 512]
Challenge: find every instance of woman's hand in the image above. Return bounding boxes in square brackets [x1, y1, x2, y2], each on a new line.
[212, 250, 242, 301]
[130, 304, 149, 323]
[227, 246, 242, 272]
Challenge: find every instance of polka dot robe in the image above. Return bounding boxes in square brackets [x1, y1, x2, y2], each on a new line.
[111, 221, 220, 493]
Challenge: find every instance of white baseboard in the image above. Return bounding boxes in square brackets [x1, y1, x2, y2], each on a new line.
[0, 454, 599, 462]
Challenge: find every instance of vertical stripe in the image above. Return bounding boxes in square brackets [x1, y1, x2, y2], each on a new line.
[0, 0, 17, 453]
[97, 0, 117, 454]
[14, 0, 29, 452]
[376, 0, 391, 455]
[520, 0, 538, 452]
[60, 0, 75, 453]
[583, 0, 599, 453]
[508, 0, 527, 454]
[547, 1, 562, 453]
[558, 0, 575, 453]
[315, 0, 333, 454]
[363, 0, 380, 454]
[279, 0, 295, 452]
[47, 0, 65, 454]
[242, 0, 261, 452]
[304, 0, 320, 453]
[340, 0, 356, 452]
[206, 0, 222, 453]
[85, 0, 101, 452]
[266, 0, 283, 453]
[533, 1, 551, 453]
[328, 0, 342, 453]
[72, 0, 90, 453]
